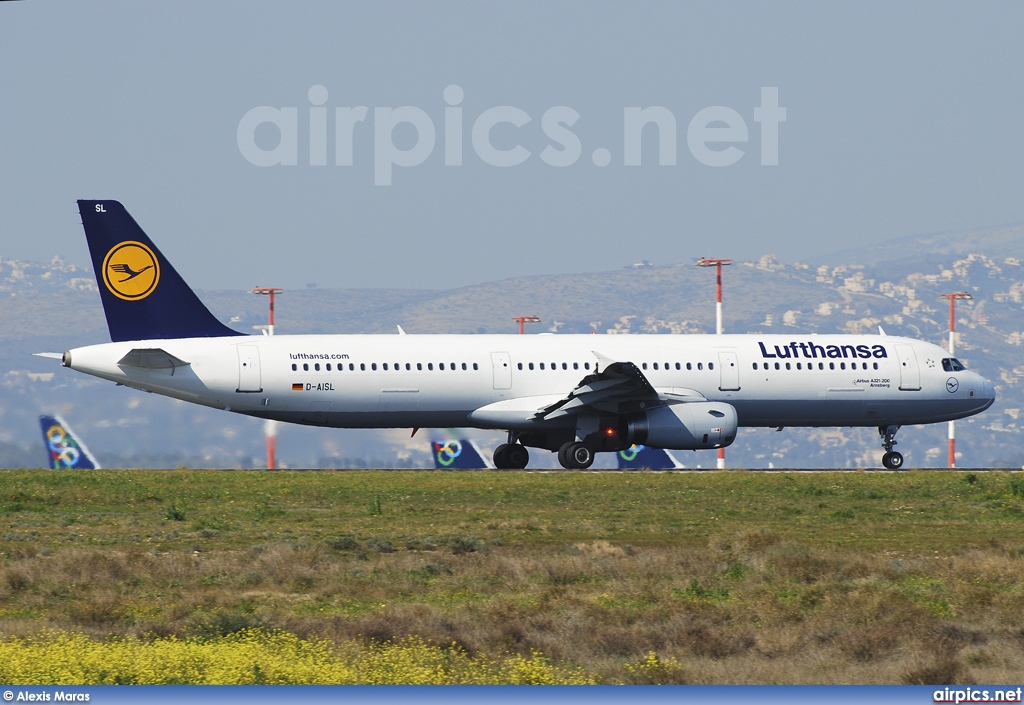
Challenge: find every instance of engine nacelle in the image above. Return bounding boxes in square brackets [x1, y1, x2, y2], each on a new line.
[624, 402, 738, 450]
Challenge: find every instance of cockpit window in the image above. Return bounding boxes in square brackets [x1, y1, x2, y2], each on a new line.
[942, 358, 966, 372]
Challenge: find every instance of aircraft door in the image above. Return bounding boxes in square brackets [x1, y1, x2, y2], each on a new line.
[717, 351, 740, 391]
[236, 345, 262, 393]
[895, 343, 921, 391]
[491, 352, 512, 390]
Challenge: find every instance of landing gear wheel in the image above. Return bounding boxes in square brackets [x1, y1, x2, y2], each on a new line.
[493, 443, 511, 470]
[882, 451, 904, 470]
[506, 444, 529, 470]
[877, 425, 903, 470]
[568, 442, 594, 470]
[557, 442, 573, 469]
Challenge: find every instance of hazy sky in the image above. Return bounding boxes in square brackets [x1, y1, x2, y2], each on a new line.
[2, 2, 1022, 291]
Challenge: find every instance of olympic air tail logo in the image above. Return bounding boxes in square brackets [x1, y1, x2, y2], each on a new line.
[618, 444, 645, 462]
[102, 241, 160, 301]
[433, 441, 463, 467]
[46, 423, 81, 469]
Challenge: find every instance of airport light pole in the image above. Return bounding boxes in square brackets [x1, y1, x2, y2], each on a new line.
[696, 258, 732, 334]
[512, 315, 541, 334]
[941, 292, 972, 469]
[696, 258, 732, 469]
[252, 287, 284, 469]
[251, 287, 284, 336]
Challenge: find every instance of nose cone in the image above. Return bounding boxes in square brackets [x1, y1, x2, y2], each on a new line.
[978, 377, 996, 411]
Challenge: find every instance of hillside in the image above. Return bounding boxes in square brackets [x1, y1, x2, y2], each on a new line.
[2, 224, 1022, 469]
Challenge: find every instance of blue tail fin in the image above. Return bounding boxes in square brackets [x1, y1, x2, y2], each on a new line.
[77, 200, 242, 342]
[431, 439, 491, 469]
[617, 444, 682, 470]
[40, 415, 100, 469]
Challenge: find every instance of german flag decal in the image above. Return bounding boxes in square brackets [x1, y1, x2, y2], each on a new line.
[292, 383, 304, 391]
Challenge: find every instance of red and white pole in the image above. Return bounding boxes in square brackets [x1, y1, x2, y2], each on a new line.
[512, 315, 540, 334]
[941, 292, 971, 469]
[252, 287, 284, 469]
[267, 288, 277, 336]
[715, 263, 723, 335]
[265, 419, 278, 471]
[948, 296, 955, 469]
[697, 258, 731, 470]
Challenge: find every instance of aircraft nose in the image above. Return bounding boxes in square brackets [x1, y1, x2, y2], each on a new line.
[976, 376, 996, 411]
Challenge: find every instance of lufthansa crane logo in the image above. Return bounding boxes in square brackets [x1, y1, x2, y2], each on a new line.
[102, 241, 160, 301]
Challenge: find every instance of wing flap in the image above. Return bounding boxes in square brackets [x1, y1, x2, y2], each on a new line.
[535, 352, 663, 421]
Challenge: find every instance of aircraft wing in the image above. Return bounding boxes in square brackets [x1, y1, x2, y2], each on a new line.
[534, 351, 699, 421]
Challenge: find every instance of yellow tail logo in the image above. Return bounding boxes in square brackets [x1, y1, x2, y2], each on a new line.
[102, 241, 160, 301]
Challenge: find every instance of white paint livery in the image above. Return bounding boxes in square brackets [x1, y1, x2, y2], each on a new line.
[58, 200, 996, 470]
[62, 332, 994, 470]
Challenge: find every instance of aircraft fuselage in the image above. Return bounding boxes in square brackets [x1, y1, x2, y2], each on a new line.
[64, 332, 994, 432]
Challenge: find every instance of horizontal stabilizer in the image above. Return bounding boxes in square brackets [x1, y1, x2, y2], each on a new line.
[118, 348, 190, 369]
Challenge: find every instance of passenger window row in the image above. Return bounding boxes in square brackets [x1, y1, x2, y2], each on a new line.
[641, 361, 713, 371]
[753, 361, 879, 371]
[292, 362, 480, 372]
[513, 360, 716, 373]
[517, 361, 591, 371]
[293, 358, 874, 375]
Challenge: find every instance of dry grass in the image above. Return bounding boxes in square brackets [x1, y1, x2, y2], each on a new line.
[2, 538, 1024, 682]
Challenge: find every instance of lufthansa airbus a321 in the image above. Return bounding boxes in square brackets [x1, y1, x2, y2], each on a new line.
[42, 201, 995, 470]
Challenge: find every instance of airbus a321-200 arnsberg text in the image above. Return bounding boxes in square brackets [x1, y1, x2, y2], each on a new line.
[43, 201, 996, 470]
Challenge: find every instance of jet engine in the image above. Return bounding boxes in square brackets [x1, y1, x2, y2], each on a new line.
[624, 402, 737, 450]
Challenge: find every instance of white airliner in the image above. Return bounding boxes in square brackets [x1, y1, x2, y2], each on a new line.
[44, 201, 996, 471]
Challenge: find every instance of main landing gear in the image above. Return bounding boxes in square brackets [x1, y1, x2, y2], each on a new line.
[879, 425, 904, 470]
[558, 441, 594, 470]
[493, 432, 530, 470]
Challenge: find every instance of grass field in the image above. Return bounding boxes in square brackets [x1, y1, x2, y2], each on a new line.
[2, 469, 1024, 683]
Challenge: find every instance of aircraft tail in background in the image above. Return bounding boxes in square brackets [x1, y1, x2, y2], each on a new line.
[616, 444, 683, 470]
[431, 439, 492, 469]
[39, 415, 100, 469]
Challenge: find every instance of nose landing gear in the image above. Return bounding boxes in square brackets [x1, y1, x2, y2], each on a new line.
[878, 425, 904, 470]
